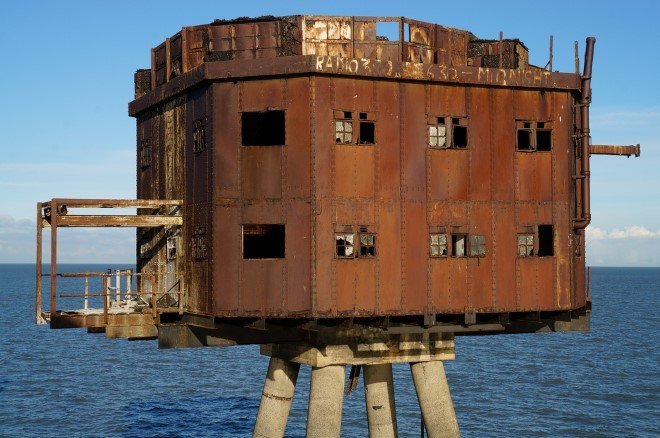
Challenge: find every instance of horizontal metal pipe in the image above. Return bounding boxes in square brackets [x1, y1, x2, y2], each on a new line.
[590, 144, 640, 157]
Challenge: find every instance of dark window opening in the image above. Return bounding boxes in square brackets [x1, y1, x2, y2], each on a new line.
[241, 111, 285, 146]
[538, 225, 554, 257]
[335, 233, 355, 258]
[359, 112, 368, 120]
[359, 234, 377, 257]
[517, 129, 533, 151]
[453, 125, 468, 149]
[451, 234, 467, 257]
[517, 234, 534, 257]
[517, 120, 553, 152]
[469, 235, 486, 257]
[359, 121, 375, 144]
[536, 130, 552, 151]
[243, 224, 285, 259]
[344, 111, 353, 119]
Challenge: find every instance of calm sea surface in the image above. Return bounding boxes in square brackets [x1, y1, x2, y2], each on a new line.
[0, 264, 658, 437]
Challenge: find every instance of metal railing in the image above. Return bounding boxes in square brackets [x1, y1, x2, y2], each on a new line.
[38, 269, 184, 325]
[35, 198, 184, 325]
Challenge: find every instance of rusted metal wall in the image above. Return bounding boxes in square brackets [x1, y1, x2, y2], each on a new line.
[132, 16, 587, 320]
[136, 96, 186, 307]
[166, 74, 581, 318]
[208, 78, 313, 316]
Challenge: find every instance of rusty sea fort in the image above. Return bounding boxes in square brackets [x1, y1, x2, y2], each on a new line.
[1, 264, 658, 436]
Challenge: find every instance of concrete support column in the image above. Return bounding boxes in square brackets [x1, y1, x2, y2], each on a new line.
[306, 364, 346, 438]
[363, 363, 398, 438]
[410, 361, 459, 438]
[253, 357, 300, 438]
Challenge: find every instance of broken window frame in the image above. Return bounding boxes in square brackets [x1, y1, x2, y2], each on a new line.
[335, 118, 354, 144]
[335, 232, 355, 258]
[359, 233, 377, 258]
[428, 116, 468, 149]
[517, 225, 555, 257]
[334, 110, 376, 145]
[335, 226, 378, 259]
[429, 233, 448, 257]
[430, 230, 486, 258]
[469, 235, 486, 257]
[517, 233, 534, 257]
[515, 120, 553, 152]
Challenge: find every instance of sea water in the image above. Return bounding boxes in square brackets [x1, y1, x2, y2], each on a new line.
[0, 265, 658, 437]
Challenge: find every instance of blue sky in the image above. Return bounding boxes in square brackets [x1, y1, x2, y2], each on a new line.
[0, 1, 658, 265]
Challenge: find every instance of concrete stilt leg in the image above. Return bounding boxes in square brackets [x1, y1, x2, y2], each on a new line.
[306, 364, 346, 438]
[364, 363, 398, 438]
[410, 361, 459, 438]
[253, 357, 300, 438]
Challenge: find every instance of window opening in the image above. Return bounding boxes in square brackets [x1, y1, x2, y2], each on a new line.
[538, 225, 554, 257]
[517, 129, 533, 151]
[536, 129, 552, 151]
[451, 234, 467, 257]
[430, 234, 448, 257]
[429, 116, 468, 149]
[335, 120, 353, 144]
[469, 235, 486, 257]
[517, 234, 534, 257]
[516, 120, 553, 152]
[359, 234, 377, 257]
[242, 224, 285, 259]
[358, 120, 375, 144]
[335, 233, 355, 258]
[241, 111, 285, 146]
[453, 124, 468, 149]
[428, 123, 447, 148]
[376, 21, 399, 41]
